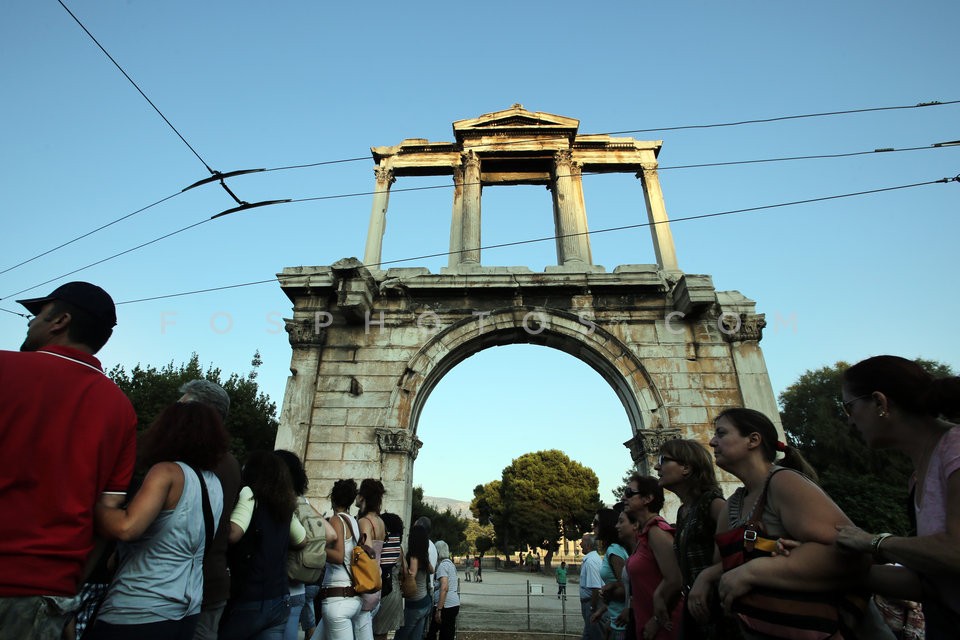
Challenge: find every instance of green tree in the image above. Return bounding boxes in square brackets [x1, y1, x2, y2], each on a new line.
[779, 358, 954, 535]
[473, 450, 602, 569]
[471, 481, 511, 555]
[474, 535, 493, 557]
[109, 351, 279, 462]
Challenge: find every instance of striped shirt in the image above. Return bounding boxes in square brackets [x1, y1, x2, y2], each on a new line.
[380, 532, 402, 567]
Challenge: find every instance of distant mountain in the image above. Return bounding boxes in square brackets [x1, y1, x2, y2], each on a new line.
[423, 496, 474, 519]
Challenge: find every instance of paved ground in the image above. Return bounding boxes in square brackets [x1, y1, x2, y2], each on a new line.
[300, 568, 584, 638]
[456, 568, 584, 636]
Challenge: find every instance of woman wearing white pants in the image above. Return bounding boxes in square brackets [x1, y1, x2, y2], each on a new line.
[318, 479, 362, 640]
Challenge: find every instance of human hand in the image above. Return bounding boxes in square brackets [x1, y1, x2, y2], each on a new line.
[687, 573, 714, 624]
[717, 563, 755, 613]
[835, 524, 873, 554]
[615, 609, 629, 627]
[774, 538, 801, 556]
[599, 583, 613, 603]
[590, 605, 607, 623]
[641, 617, 661, 640]
[652, 598, 672, 631]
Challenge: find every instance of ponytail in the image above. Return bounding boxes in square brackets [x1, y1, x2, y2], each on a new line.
[779, 445, 820, 485]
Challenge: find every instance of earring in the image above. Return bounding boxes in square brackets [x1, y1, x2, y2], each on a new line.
[878, 409, 887, 418]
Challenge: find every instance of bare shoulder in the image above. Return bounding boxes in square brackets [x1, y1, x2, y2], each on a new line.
[145, 461, 182, 482]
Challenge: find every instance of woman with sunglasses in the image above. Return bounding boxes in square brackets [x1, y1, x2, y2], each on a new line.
[621, 475, 682, 640]
[654, 440, 727, 640]
[835, 355, 960, 639]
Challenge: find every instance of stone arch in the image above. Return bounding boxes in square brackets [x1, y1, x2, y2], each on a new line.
[384, 307, 666, 440]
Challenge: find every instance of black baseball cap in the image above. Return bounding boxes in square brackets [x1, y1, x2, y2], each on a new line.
[17, 282, 117, 327]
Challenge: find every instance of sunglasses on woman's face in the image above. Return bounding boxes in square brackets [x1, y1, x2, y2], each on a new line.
[622, 487, 642, 498]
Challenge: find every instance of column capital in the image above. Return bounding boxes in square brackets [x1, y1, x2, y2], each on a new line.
[720, 312, 767, 343]
[285, 318, 326, 349]
[624, 428, 683, 464]
[374, 167, 396, 185]
[461, 149, 481, 169]
[375, 427, 423, 460]
[635, 163, 659, 179]
[553, 149, 574, 166]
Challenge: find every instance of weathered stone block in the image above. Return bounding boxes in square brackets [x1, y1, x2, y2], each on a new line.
[306, 442, 343, 460]
[343, 442, 379, 461]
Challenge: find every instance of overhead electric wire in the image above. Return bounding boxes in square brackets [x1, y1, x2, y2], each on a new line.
[6, 139, 951, 280]
[369, 175, 959, 269]
[57, 0, 214, 174]
[281, 142, 956, 205]
[0, 190, 183, 277]
[606, 100, 958, 135]
[103, 173, 958, 307]
[0, 219, 212, 301]
[656, 143, 945, 171]
[253, 100, 960, 174]
[3, 139, 955, 295]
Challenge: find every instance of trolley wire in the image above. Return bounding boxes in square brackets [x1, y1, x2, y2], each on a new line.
[2, 141, 955, 282]
[99, 173, 958, 307]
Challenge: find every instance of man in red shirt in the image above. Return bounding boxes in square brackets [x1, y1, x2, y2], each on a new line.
[0, 282, 137, 639]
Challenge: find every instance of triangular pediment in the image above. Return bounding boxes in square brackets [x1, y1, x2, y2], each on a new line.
[453, 104, 579, 139]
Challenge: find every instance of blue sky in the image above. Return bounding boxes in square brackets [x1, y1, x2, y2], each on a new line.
[2, 1, 958, 503]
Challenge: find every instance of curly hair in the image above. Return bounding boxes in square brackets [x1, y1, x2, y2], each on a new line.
[381, 512, 404, 539]
[138, 402, 228, 471]
[357, 478, 385, 515]
[274, 450, 308, 496]
[242, 450, 297, 524]
[330, 478, 358, 510]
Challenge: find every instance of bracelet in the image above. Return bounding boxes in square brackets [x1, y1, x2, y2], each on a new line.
[871, 532, 894, 556]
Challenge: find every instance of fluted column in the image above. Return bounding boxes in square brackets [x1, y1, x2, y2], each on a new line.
[551, 150, 591, 265]
[448, 166, 464, 268]
[637, 164, 678, 271]
[460, 151, 481, 265]
[363, 166, 396, 267]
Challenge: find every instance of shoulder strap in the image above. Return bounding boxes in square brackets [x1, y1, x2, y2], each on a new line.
[747, 468, 785, 522]
[190, 465, 215, 552]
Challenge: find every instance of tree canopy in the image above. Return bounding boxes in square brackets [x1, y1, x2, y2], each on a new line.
[779, 358, 954, 535]
[471, 450, 602, 567]
[109, 351, 279, 463]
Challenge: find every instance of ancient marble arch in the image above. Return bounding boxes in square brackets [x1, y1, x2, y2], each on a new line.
[275, 105, 779, 518]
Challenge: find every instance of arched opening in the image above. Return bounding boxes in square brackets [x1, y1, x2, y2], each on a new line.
[413, 343, 635, 506]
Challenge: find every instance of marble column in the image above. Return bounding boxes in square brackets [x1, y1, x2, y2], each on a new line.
[363, 166, 396, 267]
[460, 151, 481, 265]
[448, 166, 464, 268]
[637, 165, 679, 271]
[551, 150, 592, 265]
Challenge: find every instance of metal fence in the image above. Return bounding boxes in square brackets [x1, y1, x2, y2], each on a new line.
[455, 578, 586, 635]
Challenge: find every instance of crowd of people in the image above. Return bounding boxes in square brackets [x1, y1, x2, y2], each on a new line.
[1, 281, 958, 640]
[0, 283, 463, 640]
[577, 357, 960, 640]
